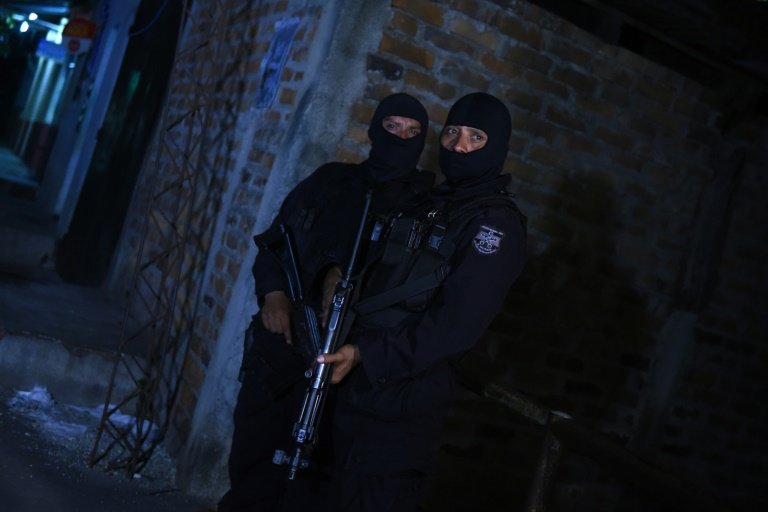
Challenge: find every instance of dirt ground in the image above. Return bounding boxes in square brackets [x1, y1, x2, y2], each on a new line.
[0, 384, 214, 512]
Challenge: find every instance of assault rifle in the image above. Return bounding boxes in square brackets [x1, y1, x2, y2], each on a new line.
[273, 191, 372, 480]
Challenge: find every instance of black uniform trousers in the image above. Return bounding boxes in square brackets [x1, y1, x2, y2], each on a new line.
[326, 426, 428, 512]
[321, 365, 447, 512]
[218, 319, 331, 512]
[219, 321, 436, 512]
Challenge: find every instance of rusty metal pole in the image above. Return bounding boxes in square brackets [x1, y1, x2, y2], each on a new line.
[524, 411, 571, 512]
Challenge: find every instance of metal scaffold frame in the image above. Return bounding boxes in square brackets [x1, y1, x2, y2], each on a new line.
[89, 0, 231, 476]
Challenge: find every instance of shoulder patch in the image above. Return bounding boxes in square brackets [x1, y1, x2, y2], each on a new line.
[473, 225, 504, 255]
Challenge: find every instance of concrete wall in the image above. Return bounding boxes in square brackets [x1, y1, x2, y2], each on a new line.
[108, 0, 768, 509]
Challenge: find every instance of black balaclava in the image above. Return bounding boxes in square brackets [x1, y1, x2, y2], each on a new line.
[439, 92, 512, 187]
[366, 93, 428, 182]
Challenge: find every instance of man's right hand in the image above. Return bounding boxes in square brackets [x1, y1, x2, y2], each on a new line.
[261, 290, 293, 344]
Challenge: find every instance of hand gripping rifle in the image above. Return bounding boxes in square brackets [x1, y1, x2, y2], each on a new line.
[253, 224, 322, 365]
[273, 191, 372, 480]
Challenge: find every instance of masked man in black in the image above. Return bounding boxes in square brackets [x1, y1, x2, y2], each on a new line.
[318, 92, 527, 512]
[218, 93, 434, 512]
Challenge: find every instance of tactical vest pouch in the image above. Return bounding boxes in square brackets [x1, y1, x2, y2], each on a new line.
[354, 190, 525, 329]
[381, 217, 413, 265]
[401, 252, 449, 311]
[285, 206, 318, 232]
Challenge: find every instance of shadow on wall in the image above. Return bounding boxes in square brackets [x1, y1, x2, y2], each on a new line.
[424, 169, 665, 512]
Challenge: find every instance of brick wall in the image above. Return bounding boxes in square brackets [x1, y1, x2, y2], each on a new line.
[111, 0, 767, 509]
[172, 0, 332, 452]
[114, 0, 331, 454]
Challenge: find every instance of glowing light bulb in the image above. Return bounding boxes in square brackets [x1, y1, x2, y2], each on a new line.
[20, 21, 29, 33]
[29, 13, 39, 21]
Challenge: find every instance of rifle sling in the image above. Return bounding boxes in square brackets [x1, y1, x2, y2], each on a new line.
[353, 266, 448, 316]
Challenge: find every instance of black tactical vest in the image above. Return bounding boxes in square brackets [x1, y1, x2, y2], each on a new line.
[352, 190, 525, 329]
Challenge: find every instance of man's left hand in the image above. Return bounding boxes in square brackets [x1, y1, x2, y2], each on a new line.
[317, 344, 360, 384]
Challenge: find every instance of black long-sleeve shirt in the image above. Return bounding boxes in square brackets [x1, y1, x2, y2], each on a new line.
[336, 175, 526, 436]
[252, 161, 434, 306]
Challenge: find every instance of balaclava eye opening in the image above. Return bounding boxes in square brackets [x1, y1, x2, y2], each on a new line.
[438, 92, 511, 187]
[367, 93, 428, 182]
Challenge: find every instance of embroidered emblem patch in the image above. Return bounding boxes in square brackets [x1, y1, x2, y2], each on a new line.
[473, 225, 504, 255]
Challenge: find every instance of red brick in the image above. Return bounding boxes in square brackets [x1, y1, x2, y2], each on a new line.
[549, 37, 593, 69]
[393, 0, 445, 27]
[348, 124, 369, 145]
[424, 26, 475, 56]
[403, 69, 456, 99]
[227, 258, 240, 280]
[511, 111, 559, 143]
[213, 272, 227, 297]
[380, 33, 435, 69]
[508, 133, 527, 155]
[591, 59, 634, 87]
[365, 83, 396, 101]
[524, 70, 569, 100]
[273, 0, 288, 13]
[594, 126, 634, 151]
[530, 214, 574, 240]
[575, 94, 616, 117]
[480, 54, 523, 80]
[503, 87, 543, 113]
[611, 153, 643, 172]
[687, 122, 721, 147]
[175, 381, 197, 422]
[673, 97, 710, 123]
[183, 353, 207, 391]
[505, 44, 552, 74]
[615, 47, 650, 75]
[439, 61, 489, 90]
[527, 144, 561, 167]
[391, 11, 418, 36]
[545, 105, 586, 132]
[600, 82, 630, 107]
[552, 66, 598, 95]
[336, 146, 364, 164]
[450, 18, 500, 49]
[492, 12, 543, 49]
[503, 155, 540, 184]
[366, 53, 404, 80]
[636, 80, 676, 107]
[564, 133, 601, 156]
[291, 46, 309, 63]
[279, 88, 295, 105]
[351, 101, 375, 124]
[214, 251, 225, 271]
[426, 102, 450, 128]
[448, 0, 483, 20]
